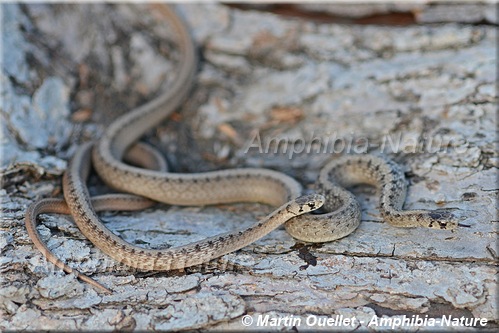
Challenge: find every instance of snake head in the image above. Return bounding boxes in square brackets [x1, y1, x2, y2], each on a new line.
[287, 194, 325, 216]
[426, 209, 466, 230]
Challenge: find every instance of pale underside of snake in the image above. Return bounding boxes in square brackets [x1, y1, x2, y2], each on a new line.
[25, 5, 464, 294]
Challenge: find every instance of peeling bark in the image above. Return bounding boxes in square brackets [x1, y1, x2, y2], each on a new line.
[1, 3, 497, 331]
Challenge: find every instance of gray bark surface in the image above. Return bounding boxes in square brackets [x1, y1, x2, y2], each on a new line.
[1, 3, 497, 331]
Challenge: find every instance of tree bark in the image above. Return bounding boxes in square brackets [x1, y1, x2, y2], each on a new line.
[1, 3, 497, 331]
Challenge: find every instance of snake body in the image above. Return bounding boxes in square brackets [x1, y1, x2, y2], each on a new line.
[28, 141, 324, 293]
[25, 5, 461, 293]
[65, 142, 323, 273]
[286, 155, 460, 243]
[25, 195, 156, 293]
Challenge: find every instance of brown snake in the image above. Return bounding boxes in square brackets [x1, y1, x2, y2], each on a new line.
[25, 5, 464, 294]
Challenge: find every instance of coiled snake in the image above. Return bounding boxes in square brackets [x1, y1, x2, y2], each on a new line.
[25, 5, 463, 294]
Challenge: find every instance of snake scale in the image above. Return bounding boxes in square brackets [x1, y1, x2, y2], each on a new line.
[25, 5, 462, 294]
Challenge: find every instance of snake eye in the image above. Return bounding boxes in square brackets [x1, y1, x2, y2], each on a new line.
[426, 210, 462, 230]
